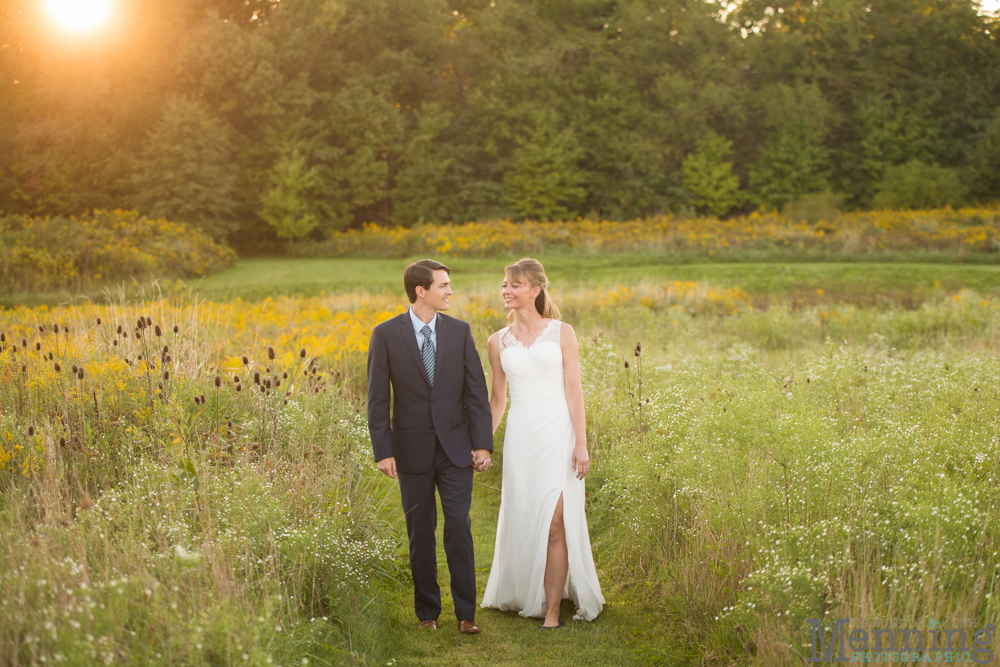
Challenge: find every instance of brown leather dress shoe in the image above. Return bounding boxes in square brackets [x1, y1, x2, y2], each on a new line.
[458, 620, 481, 635]
[418, 620, 438, 630]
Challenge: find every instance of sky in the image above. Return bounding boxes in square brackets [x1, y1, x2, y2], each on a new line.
[980, 0, 1000, 12]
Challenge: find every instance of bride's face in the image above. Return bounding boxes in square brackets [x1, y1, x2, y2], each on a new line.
[501, 274, 540, 311]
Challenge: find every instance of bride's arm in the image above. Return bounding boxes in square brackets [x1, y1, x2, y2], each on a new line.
[561, 323, 590, 480]
[487, 333, 508, 435]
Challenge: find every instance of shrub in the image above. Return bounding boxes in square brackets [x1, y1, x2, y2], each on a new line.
[0, 209, 237, 293]
[874, 160, 967, 210]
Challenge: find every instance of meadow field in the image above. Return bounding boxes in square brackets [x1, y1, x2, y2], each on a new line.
[1, 256, 999, 666]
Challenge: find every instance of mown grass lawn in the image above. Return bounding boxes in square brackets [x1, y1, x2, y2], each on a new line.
[188, 257, 1000, 303]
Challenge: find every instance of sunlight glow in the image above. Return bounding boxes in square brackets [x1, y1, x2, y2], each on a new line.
[46, 0, 113, 32]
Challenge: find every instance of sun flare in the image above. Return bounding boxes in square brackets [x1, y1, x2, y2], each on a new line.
[46, 0, 113, 32]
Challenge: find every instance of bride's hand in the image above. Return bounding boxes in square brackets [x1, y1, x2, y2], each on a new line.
[572, 445, 590, 480]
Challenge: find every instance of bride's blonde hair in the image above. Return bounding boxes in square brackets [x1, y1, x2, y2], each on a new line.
[505, 258, 561, 325]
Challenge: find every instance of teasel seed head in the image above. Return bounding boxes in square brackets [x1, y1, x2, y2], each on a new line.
[242, 355, 249, 366]
[72, 364, 78, 374]
[21, 365, 26, 373]
[53, 323, 59, 333]
[35, 342, 41, 351]
[194, 396, 200, 405]
[233, 375, 240, 384]
[22, 338, 27, 347]
[265, 379, 272, 389]
[162, 345, 169, 354]
[300, 348, 306, 358]
[96, 318, 102, 326]
[282, 371, 288, 379]
[117, 325, 122, 334]
[79, 496, 93, 511]
[136, 318, 145, 330]
[200, 393, 206, 403]
[28, 426, 35, 436]
[38, 325, 44, 333]
[155, 325, 162, 337]
[624, 360, 629, 369]
[215, 376, 221, 387]
[267, 346, 275, 360]
[253, 371, 260, 385]
[59, 436, 66, 448]
[275, 379, 281, 388]
[113, 340, 118, 347]
[0, 333, 5, 342]
[259, 384, 266, 393]
[123, 331, 128, 338]
[236, 385, 242, 393]
[173, 325, 179, 333]
[634, 342, 641, 356]
[54, 362, 61, 372]
[163, 370, 170, 380]
[78, 370, 84, 380]
[266, 367, 271, 374]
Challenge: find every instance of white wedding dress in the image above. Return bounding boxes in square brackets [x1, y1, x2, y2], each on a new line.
[481, 320, 604, 621]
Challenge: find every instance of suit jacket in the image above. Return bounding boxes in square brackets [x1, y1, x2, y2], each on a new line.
[367, 311, 493, 474]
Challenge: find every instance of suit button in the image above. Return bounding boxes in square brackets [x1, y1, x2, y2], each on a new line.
[429, 427, 435, 432]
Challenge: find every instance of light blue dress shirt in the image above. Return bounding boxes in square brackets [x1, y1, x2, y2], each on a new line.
[409, 308, 437, 352]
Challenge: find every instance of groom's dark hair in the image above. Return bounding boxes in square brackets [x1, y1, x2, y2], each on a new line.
[404, 259, 451, 304]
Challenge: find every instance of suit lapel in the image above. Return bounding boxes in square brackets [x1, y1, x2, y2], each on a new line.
[398, 311, 432, 388]
[433, 313, 448, 386]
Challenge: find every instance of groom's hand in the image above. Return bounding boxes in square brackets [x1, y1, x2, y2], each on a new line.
[472, 449, 491, 472]
[376, 457, 397, 479]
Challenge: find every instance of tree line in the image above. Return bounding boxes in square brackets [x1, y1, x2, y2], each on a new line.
[2, 0, 1000, 251]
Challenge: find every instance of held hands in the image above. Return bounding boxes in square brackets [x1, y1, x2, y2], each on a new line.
[376, 457, 397, 479]
[572, 444, 590, 480]
[472, 449, 492, 472]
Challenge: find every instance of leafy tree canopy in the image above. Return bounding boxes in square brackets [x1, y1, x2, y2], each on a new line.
[2, 0, 999, 250]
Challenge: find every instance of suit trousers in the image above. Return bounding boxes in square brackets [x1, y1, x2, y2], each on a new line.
[397, 440, 476, 622]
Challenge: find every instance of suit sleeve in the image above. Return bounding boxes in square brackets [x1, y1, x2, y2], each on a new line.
[462, 322, 494, 452]
[366, 326, 394, 462]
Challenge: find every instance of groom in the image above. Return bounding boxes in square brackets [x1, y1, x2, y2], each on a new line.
[366, 259, 493, 634]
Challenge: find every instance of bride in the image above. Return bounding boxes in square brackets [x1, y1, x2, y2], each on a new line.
[480, 258, 604, 627]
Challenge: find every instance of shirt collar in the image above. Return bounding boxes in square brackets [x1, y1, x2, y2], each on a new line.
[409, 307, 437, 335]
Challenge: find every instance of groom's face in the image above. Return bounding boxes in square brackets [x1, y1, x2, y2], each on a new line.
[418, 269, 453, 312]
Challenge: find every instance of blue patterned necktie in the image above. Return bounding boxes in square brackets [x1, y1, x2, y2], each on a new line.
[420, 324, 435, 386]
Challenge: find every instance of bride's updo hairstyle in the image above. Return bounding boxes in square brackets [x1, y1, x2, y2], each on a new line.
[505, 258, 561, 324]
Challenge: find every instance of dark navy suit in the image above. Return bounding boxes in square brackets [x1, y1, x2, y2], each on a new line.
[366, 311, 492, 622]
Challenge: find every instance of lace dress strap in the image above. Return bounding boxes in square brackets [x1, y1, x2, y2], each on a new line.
[534, 319, 562, 346]
[499, 326, 514, 350]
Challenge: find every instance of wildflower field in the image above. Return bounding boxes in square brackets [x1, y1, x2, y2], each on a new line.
[1, 264, 999, 665]
[295, 208, 1000, 263]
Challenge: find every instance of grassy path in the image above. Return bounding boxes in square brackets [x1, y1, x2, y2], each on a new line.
[368, 466, 682, 666]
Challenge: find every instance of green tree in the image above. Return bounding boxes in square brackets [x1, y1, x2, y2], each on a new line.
[391, 106, 453, 225]
[874, 160, 967, 210]
[682, 133, 739, 217]
[260, 151, 320, 243]
[967, 109, 1000, 203]
[129, 98, 238, 238]
[504, 116, 587, 221]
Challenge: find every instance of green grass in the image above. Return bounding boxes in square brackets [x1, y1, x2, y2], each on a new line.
[185, 257, 1000, 303]
[366, 471, 682, 666]
[7, 256, 1000, 308]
